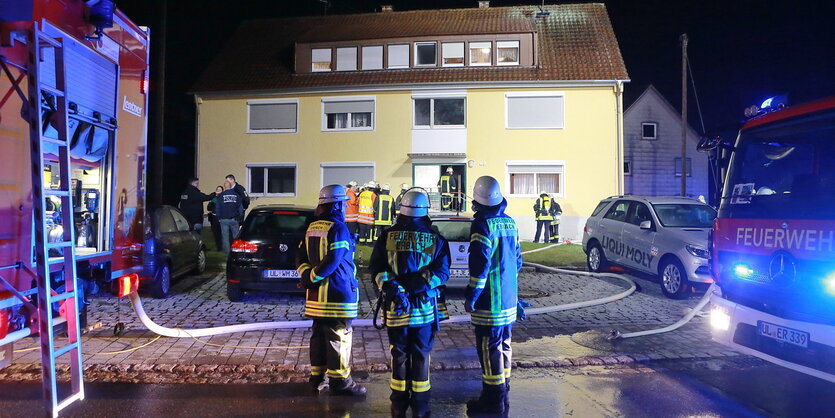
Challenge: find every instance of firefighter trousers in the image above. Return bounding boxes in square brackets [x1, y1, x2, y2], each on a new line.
[347, 221, 358, 237]
[309, 319, 354, 385]
[358, 223, 373, 244]
[440, 193, 452, 211]
[388, 325, 435, 417]
[534, 220, 551, 243]
[549, 222, 560, 243]
[474, 324, 512, 402]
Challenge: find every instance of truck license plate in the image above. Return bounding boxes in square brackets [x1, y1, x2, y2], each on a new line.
[451, 268, 469, 277]
[263, 269, 300, 279]
[758, 321, 809, 348]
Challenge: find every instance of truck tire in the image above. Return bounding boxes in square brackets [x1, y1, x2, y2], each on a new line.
[586, 242, 608, 273]
[150, 264, 171, 298]
[660, 258, 691, 299]
[193, 247, 207, 275]
[227, 283, 244, 302]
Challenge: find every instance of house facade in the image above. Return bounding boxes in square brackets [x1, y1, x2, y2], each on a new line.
[191, 3, 629, 241]
[623, 85, 709, 199]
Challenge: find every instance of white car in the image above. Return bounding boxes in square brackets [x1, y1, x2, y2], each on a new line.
[431, 216, 473, 288]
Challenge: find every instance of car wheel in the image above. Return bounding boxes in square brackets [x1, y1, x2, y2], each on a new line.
[660, 258, 690, 299]
[586, 243, 608, 273]
[193, 248, 207, 274]
[227, 283, 244, 302]
[150, 263, 171, 298]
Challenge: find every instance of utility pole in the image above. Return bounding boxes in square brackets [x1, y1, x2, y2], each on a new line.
[680, 34, 688, 197]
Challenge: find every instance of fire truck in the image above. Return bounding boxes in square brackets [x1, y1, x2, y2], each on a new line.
[704, 96, 835, 383]
[0, 0, 148, 413]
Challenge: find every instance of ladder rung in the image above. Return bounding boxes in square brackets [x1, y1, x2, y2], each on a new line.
[51, 291, 75, 303]
[53, 342, 78, 359]
[47, 241, 73, 250]
[48, 258, 65, 266]
[37, 33, 62, 48]
[40, 84, 65, 98]
[44, 189, 70, 197]
[56, 392, 85, 415]
[42, 136, 68, 147]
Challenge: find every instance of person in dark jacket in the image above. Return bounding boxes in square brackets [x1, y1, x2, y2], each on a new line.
[533, 192, 555, 243]
[206, 185, 224, 251]
[216, 181, 244, 254]
[296, 184, 367, 397]
[370, 190, 450, 418]
[225, 174, 250, 222]
[465, 176, 522, 416]
[178, 177, 216, 230]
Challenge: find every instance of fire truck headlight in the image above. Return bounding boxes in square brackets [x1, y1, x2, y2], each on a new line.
[733, 263, 754, 279]
[823, 274, 835, 297]
[710, 306, 731, 331]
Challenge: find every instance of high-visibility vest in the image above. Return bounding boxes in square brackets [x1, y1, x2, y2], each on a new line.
[345, 188, 359, 222]
[535, 196, 554, 221]
[374, 194, 395, 226]
[358, 190, 377, 225]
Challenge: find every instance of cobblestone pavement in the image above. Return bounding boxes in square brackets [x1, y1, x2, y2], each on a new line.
[6, 267, 743, 383]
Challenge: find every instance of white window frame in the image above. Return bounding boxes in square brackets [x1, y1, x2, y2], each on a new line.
[469, 41, 492, 66]
[311, 48, 332, 72]
[246, 162, 298, 198]
[321, 96, 376, 132]
[641, 122, 658, 140]
[442, 42, 465, 67]
[624, 159, 632, 176]
[414, 42, 438, 67]
[361, 45, 383, 70]
[411, 92, 467, 130]
[505, 160, 566, 198]
[246, 98, 298, 134]
[496, 40, 520, 66]
[387, 44, 410, 69]
[319, 161, 376, 188]
[335, 46, 358, 71]
[504, 91, 565, 130]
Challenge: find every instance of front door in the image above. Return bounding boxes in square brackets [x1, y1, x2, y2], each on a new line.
[412, 163, 466, 212]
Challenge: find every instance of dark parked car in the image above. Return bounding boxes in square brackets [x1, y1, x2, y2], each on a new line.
[143, 205, 207, 297]
[226, 205, 315, 301]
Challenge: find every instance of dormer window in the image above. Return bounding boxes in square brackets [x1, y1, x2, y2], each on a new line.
[497, 41, 519, 65]
[388, 44, 409, 69]
[415, 42, 437, 66]
[442, 42, 464, 67]
[361, 46, 383, 70]
[469, 42, 491, 66]
[336, 47, 357, 71]
[312, 48, 332, 72]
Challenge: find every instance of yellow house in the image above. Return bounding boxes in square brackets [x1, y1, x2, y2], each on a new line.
[191, 3, 629, 241]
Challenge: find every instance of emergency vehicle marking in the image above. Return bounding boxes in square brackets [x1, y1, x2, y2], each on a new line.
[735, 227, 835, 252]
[601, 235, 655, 268]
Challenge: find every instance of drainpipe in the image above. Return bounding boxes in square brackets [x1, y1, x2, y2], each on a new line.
[615, 80, 624, 195]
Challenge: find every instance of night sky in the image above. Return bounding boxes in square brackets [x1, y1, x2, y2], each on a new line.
[114, 0, 835, 206]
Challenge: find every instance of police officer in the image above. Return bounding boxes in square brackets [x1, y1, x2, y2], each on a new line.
[370, 190, 450, 418]
[357, 181, 378, 244]
[178, 177, 216, 230]
[438, 167, 458, 211]
[296, 184, 367, 397]
[216, 181, 244, 254]
[465, 176, 522, 415]
[374, 183, 396, 242]
[549, 199, 563, 243]
[345, 180, 360, 238]
[533, 191, 555, 243]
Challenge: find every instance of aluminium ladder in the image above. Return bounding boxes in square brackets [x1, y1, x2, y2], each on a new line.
[26, 23, 85, 417]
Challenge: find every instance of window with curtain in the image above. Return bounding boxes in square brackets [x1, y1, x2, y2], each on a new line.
[507, 163, 564, 196]
[322, 98, 375, 131]
[497, 41, 519, 65]
[311, 48, 331, 72]
[469, 41, 491, 66]
[442, 42, 464, 66]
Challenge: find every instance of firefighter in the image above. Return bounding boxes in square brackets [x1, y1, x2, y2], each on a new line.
[296, 184, 367, 397]
[437, 167, 458, 211]
[533, 191, 555, 243]
[357, 180, 378, 244]
[374, 183, 396, 242]
[370, 190, 450, 418]
[394, 183, 409, 213]
[178, 177, 216, 230]
[345, 180, 360, 238]
[465, 176, 522, 415]
[549, 199, 563, 243]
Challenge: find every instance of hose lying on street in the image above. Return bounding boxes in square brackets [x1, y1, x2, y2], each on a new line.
[608, 283, 716, 340]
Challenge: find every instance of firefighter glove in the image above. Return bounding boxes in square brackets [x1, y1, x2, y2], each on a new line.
[517, 299, 531, 320]
[299, 269, 316, 289]
[401, 271, 431, 295]
[383, 281, 410, 316]
[464, 295, 476, 313]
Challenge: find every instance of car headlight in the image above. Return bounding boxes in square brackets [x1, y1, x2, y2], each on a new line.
[685, 244, 710, 259]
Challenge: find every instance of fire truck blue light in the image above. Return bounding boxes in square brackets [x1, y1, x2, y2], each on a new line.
[823, 274, 835, 297]
[760, 97, 774, 109]
[733, 263, 754, 279]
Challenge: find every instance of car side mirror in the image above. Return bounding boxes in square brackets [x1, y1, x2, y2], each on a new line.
[640, 220, 653, 230]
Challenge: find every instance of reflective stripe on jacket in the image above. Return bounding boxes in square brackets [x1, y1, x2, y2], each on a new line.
[345, 188, 359, 222]
[438, 175, 457, 195]
[467, 199, 522, 326]
[374, 194, 395, 226]
[534, 196, 554, 221]
[358, 190, 377, 225]
[296, 214, 359, 319]
[370, 217, 450, 327]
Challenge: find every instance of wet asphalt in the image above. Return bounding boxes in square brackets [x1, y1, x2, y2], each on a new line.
[1, 358, 831, 417]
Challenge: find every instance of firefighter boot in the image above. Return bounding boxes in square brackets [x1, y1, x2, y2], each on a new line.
[466, 386, 505, 416]
[330, 377, 368, 396]
[410, 390, 431, 418]
[309, 374, 328, 393]
[390, 390, 410, 418]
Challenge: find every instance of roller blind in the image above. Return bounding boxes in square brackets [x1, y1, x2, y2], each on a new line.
[507, 164, 563, 174]
[506, 95, 564, 129]
[322, 165, 374, 187]
[336, 47, 357, 71]
[249, 102, 297, 131]
[323, 100, 374, 114]
[388, 44, 409, 68]
[362, 46, 383, 70]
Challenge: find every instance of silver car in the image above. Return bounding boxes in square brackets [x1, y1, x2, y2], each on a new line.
[431, 216, 473, 288]
[582, 196, 716, 299]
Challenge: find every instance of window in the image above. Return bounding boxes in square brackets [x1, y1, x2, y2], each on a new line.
[624, 160, 632, 175]
[361, 46, 383, 70]
[626, 202, 653, 226]
[642, 122, 657, 139]
[248, 164, 297, 197]
[311, 48, 332, 72]
[413, 97, 465, 128]
[247, 99, 298, 134]
[590, 201, 611, 217]
[336, 47, 357, 71]
[388, 44, 409, 68]
[497, 41, 519, 65]
[674, 157, 692, 177]
[442, 42, 464, 67]
[603, 200, 630, 222]
[506, 162, 565, 197]
[505, 93, 564, 129]
[322, 97, 374, 131]
[321, 162, 375, 188]
[170, 209, 191, 232]
[414, 42, 437, 66]
[469, 41, 491, 66]
[155, 209, 177, 234]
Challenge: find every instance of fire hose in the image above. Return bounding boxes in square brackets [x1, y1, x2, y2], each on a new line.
[608, 283, 716, 340]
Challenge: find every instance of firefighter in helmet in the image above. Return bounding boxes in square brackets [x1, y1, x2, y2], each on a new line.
[465, 176, 522, 415]
[548, 199, 562, 243]
[374, 183, 396, 242]
[394, 183, 409, 213]
[357, 180, 378, 244]
[296, 184, 366, 396]
[438, 167, 458, 211]
[533, 191, 555, 243]
[371, 190, 450, 418]
[345, 180, 360, 238]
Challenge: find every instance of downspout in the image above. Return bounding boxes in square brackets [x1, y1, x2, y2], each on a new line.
[194, 94, 201, 176]
[615, 80, 624, 194]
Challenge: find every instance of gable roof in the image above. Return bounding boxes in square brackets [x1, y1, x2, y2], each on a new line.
[192, 3, 629, 95]
[625, 85, 701, 138]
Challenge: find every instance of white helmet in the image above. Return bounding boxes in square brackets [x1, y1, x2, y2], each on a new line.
[399, 190, 430, 217]
[473, 176, 503, 206]
[367, 180, 378, 189]
[400, 183, 409, 190]
[347, 180, 358, 188]
[318, 184, 350, 204]
[446, 167, 454, 174]
[382, 183, 391, 191]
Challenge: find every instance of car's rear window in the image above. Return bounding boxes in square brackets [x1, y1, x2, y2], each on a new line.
[432, 220, 471, 242]
[242, 212, 312, 236]
[591, 200, 610, 217]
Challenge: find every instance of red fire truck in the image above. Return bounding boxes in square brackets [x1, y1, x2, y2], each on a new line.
[705, 96, 835, 383]
[0, 0, 148, 365]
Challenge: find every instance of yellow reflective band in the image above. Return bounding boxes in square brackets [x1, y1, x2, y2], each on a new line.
[375, 271, 390, 288]
[471, 233, 492, 246]
[390, 378, 407, 392]
[469, 276, 487, 288]
[327, 368, 351, 379]
[504, 368, 512, 378]
[329, 240, 350, 250]
[412, 379, 431, 392]
[482, 374, 506, 385]
[310, 365, 325, 376]
[297, 263, 312, 275]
